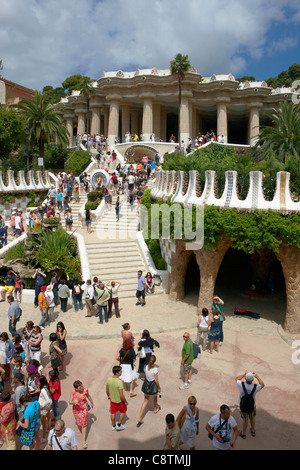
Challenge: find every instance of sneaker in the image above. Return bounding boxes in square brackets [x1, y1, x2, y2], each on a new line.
[112, 425, 116, 431]
[116, 423, 126, 431]
[135, 302, 141, 306]
[187, 380, 192, 384]
[179, 384, 189, 390]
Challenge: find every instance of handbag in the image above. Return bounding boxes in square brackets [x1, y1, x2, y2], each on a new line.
[20, 403, 39, 446]
[208, 415, 228, 440]
[137, 347, 146, 359]
[141, 378, 158, 395]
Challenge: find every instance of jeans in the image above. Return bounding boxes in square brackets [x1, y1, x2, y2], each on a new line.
[98, 304, 108, 323]
[73, 293, 83, 311]
[52, 400, 60, 419]
[39, 309, 48, 328]
[34, 286, 42, 307]
[9, 318, 18, 337]
[60, 297, 68, 312]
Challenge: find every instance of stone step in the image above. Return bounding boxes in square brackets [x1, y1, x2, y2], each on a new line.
[87, 246, 141, 255]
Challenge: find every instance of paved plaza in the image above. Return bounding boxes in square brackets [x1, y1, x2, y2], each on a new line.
[1, 288, 299, 451]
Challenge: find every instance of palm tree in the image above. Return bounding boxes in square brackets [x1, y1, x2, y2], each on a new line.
[255, 101, 300, 164]
[170, 53, 191, 142]
[15, 91, 69, 163]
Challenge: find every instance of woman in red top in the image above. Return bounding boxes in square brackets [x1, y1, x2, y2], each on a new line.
[69, 380, 94, 449]
[49, 369, 61, 423]
[0, 391, 17, 450]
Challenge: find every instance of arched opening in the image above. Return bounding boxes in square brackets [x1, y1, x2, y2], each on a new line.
[184, 252, 200, 306]
[214, 247, 286, 325]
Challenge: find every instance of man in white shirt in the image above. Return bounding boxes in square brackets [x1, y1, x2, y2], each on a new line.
[235, 370, 264, 439]
[46, 420, 78, 450]
[206, 404, 238, 450]
[14, 212, 21, 237]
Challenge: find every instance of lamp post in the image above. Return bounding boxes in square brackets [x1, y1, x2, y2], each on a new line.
[25, 125, 29, 171]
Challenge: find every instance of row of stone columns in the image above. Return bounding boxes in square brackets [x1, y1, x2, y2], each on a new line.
[64, 96, 262, 147]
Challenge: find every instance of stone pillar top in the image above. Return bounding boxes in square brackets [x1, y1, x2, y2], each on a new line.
[106, 94, 122, 102]
[89, 95, 104, 108]
[214, 96, 231, 104]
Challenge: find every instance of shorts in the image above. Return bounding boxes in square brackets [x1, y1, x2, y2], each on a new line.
[240, 407, 257, 422]
[3, 286, 15, 292]
[136, 289, 145, 299]
[183, 363, 192, 375]
[86, 220, 92, 226]
[14, 288, 22, 293]
[110, 400, 127, 415]
[15, 229, 21, 236]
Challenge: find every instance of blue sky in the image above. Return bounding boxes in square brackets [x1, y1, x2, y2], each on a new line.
[0, 0, 299, 90]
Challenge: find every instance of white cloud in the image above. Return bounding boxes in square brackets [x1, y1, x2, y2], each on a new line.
[0, 0, 299, 89]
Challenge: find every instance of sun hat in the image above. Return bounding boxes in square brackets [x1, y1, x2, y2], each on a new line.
[46, 285, 53, 291]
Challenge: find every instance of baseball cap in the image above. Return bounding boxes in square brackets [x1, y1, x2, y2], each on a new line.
[40, 286, 47, 291]
[245, 372, 254, 382]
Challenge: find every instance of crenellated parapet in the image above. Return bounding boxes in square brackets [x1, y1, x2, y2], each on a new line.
[151, 170, 300, 213]
[0, 170, 55, 194]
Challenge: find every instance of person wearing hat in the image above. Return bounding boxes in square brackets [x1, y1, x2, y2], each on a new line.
[45, 285, 55, 325]
[38, 286, 48, 330]
[235, 370, 265, 439]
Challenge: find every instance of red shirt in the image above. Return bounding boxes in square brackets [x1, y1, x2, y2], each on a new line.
[49, 379, 61, 401]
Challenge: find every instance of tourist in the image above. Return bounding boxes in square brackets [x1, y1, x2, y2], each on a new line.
[115, 196, 121, 221]
[28, 326, 43, 364]
[211, 296, 225, 343]
[50, 271, 59, 306]
[179, 332, 194, 390]
[1, 270, 17, 302]
[0, 391, 17, 450]
[116, 338, 137, 398]
[129, 189, 135, 211]
[32, 268, 46, 308]
[66, 275, 85, 311]
[136, 270, 146, 307]
[69, 380, 94, 449]
[45, 419, 78, 450]
[145, 272, 155, 294]
[195, 307, 209, 351]
[49, 369, 61, 422]
[22, 321, 34, 362]
[0, 224, 8, 247]
[235, 370, 265, 439]
[105, 365, 128, 432]
[85, 208, 92, 233]
[26, 364, 40, 401]
[121, 323, 134, 346]
[106, 280, 121, 319]
[18, 393, 41, 450]
[65, 208, 73, 232]
[13, 274, 23, 303]
[49, 333, 63, 372]
[95, 282, 110, 324]
[56, 322, 67, 371]
[38, 285, 48, 329]
[208, 309, 222, 354]
[84, 279, 97, 318]
[0, 332, 13, 382]
[206, 404, 238, 450]
[163, 413, 181, 450]
[38, 375, 52, 443]
[13, 371, 27, 421]
[137, 330, 160, 379]
[45, 285, 55, 325]
[136, 354, 161, 427]
[57, 278, 70, 312]
[48, 185, 57, 205]
[73, 182, 80, 203]
[177, 395, 200, 450]
[7, 294, 22, 337]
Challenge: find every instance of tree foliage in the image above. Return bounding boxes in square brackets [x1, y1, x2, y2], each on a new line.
[266, 63, 300, 88]
[0, 105, 26, 161]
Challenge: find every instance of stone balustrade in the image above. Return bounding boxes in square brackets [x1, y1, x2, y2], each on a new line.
[151, 170, 300, 213]
[0, 170, 55, 194]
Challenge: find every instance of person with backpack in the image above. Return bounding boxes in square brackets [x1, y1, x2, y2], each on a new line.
[66, 275, 85, 312]
[235, 370, 265, 439]
[206, 404, 238, 450]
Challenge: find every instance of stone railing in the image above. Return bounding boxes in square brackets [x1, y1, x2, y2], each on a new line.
[151, 170, 300, 213]
[0, 170, 56, 193]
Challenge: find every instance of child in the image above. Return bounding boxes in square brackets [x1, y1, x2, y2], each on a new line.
[49, 369, 61, 422]
[14, 274, 23, 303]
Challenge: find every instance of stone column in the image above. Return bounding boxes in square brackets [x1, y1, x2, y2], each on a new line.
[141, 94, 155, 140]
[90, 108, 101, 136]
[276, 246, 300, 334]
[107, 96, 121, 147]
[66, 117, 74, 146]
[216, 97, 230, 143]
[121, 104, 130, 142]
[179, 92, 192, 144]
[77, 112, 86, 136]
[75, 99, 88, 137]
[168, 240, 194, 301]
[103, 108, 109, 137]
[194, 237, 232, 314]
[248, 102, 262, 145]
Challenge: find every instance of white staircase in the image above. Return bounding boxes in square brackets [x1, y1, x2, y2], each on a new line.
[69, 193, 87, 230]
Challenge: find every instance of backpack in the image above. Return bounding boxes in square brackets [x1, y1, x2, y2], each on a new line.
[193, 343, 201, 359]
[240, 382, 257, 414]
[74, 285, 81, 295]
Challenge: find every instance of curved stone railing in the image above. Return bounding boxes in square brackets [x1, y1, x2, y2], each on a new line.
[151, 170, 300, 213]
[0, 170, 54, 193]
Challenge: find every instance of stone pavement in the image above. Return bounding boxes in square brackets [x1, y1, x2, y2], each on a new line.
[1, 291, 300, 451]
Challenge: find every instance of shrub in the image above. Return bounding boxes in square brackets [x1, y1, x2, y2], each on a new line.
[65, 150, 91, 176]
[3, 241, 26, 261]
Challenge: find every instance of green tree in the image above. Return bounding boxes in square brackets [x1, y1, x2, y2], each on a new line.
[62, 74, 92, 95]
[170, 53, 191, 141]
[0, 105, 26, 162]
[255, 101, 300, 164]
[266, 63, 300, 88]
[15, 91, 69, 163]
[42, 85, 66, 104]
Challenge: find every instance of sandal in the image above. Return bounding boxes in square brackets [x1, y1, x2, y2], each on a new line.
[130, 392, 137, 397]
[239, 431, 246, 439]
[250, 429, 256, 437]
[136, 421, 143, 427]
[154, 405, 161, 414]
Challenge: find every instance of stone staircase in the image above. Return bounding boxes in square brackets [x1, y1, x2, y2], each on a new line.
[69, 193, 87, 230]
